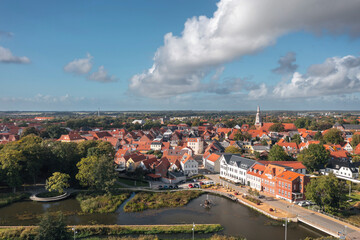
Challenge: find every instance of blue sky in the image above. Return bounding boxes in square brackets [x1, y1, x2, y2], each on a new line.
[1, 0, 360, 111]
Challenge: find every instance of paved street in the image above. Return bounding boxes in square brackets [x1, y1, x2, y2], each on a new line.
[205, 174, 360, 239]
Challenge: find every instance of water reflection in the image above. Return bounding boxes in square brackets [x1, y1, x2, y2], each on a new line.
[0, 194, 326, 240]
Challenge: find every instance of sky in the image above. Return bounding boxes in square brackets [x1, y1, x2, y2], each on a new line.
[1, 0, 360, 111]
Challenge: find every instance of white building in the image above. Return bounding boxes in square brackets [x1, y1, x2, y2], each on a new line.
[150, 142, 162, 151]
[132, 119, 145, 125]
[344, 142, 353, 153]
[203, 153, 221, 173]
[181, 153, 198, 176]
[246, 163, 265, 191]
[186, 137, 204, 154]
[220, 154, 256, 184]
[322, 159, 359, 179]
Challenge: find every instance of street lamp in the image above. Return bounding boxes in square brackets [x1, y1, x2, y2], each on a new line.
[283, 218, 287, 240]
[192, 222, 195, 240]
[72, 227, 77, 240]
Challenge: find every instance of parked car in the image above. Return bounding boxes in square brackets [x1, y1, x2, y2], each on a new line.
[199, 182, 204, 185]
[297, 201, 309, 207]
[258, 195, 265, 199]
[174, 185, 179, 189]
[169, 185, 174, 189]
[188, 184, 194, 188]
[163, 185, 169, 189]
[158, 185, 163, 190]
[194, 184, 200, 188]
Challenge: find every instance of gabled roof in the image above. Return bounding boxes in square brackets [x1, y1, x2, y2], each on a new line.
[221, 154, 256, 170]
[206, 153, 221, 163]
[277, 142, 298, 149]
[258, 161, 306, 170]
[247, 163, 265, 178]
[330, 150, 350, 159]
[181, 153, 194, 164]
[327, 158, 358, 173]
[277, 171, 302, 182]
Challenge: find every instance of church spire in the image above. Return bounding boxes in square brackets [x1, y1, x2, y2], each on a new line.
[255, 105, 262, 128]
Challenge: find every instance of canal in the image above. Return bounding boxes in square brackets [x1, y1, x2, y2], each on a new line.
[0, 194, 326, 239]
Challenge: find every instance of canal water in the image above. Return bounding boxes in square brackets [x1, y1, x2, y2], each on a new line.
[0, 194, 326, 240]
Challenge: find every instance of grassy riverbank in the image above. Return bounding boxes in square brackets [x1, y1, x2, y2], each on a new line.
[124, 191, 203, 212]
[84, 234, 244, 240]
[0, 192, 30, 208]
[0, 224, 223, 240]
[76, 192, 131, 213]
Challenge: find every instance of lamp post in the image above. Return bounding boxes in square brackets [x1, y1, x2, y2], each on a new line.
[192, 222, 195, 240]
[283, 218, 287, 240]
[72, 227, 77, 240]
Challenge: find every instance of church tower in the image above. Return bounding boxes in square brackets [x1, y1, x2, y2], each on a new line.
[255, 105, 262, 129]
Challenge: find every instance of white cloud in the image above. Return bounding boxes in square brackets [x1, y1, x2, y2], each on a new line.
[248, 83, 268, 99]
[129, 0, 360, 98]
[0, 46, 30, 64]
[88, 66, 118, 83]
[64, 53, 93, 75]
[273, 55, 360, 98]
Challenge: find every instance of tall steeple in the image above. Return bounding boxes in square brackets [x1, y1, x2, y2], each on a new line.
[255, 105, 262, 128]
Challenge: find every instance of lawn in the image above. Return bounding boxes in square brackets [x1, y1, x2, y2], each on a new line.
[117, 178, 149, 187]
[36, 191, 63, 198]
[76, 192, 131, 213]
[124, 190, 203, 212]
[0, 224, 224, 240]
[349, 192, 360, 202]
[0, 192, 30, 208]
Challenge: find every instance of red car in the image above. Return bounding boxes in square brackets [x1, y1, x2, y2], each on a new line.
[188, 184, 194, 188]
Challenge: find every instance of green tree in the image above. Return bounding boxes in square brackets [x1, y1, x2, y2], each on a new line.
[305, 174, 347, 213]
[46, 172, 70, 194]
[351, 134, 360, 148]
[16, 135, 51, 184]
[298, 144, 329, 172]
[323, 128, 344, 144]
[254, 151, 260, 159]
[87, 141, 115, 158]
[0, 149, 25, 192]
[225, 146, 242, 154]
[268, 145, 289, 161]
[43, 125, 68, 139]
[294, 118, 311, 129]
[22, 127, 40, 137]
[260, 139, 268, 146]
[76, 155, 116, 192]
[35, 213, 71, 240]
[269, 123, 285, 132]
[314, 131, 323, 141]
[291, 134, 302, 145]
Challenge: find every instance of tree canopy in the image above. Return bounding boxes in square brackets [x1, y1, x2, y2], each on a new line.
[298, 144, 329, 172]
[351, 134, 360, 148]
[76, 155, 117, 192]
[269, 123, 285, 132]
[305, 174, 347, 213]
[225, 146, 242, 154]
[46, 172, 70, 194]
[35, 213, 71, 240]
[268, 145, 289, 161]
[323, 128, 344, 145]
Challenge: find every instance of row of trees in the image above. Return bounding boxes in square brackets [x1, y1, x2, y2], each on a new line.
[0, 134, 115, 192]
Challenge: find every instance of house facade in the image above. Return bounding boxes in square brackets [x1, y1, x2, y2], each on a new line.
[220, 154, 256, 184]
[181, 153, 199, 176]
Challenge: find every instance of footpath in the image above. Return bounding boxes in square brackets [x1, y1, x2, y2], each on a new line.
[205, 174, 360, 240]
